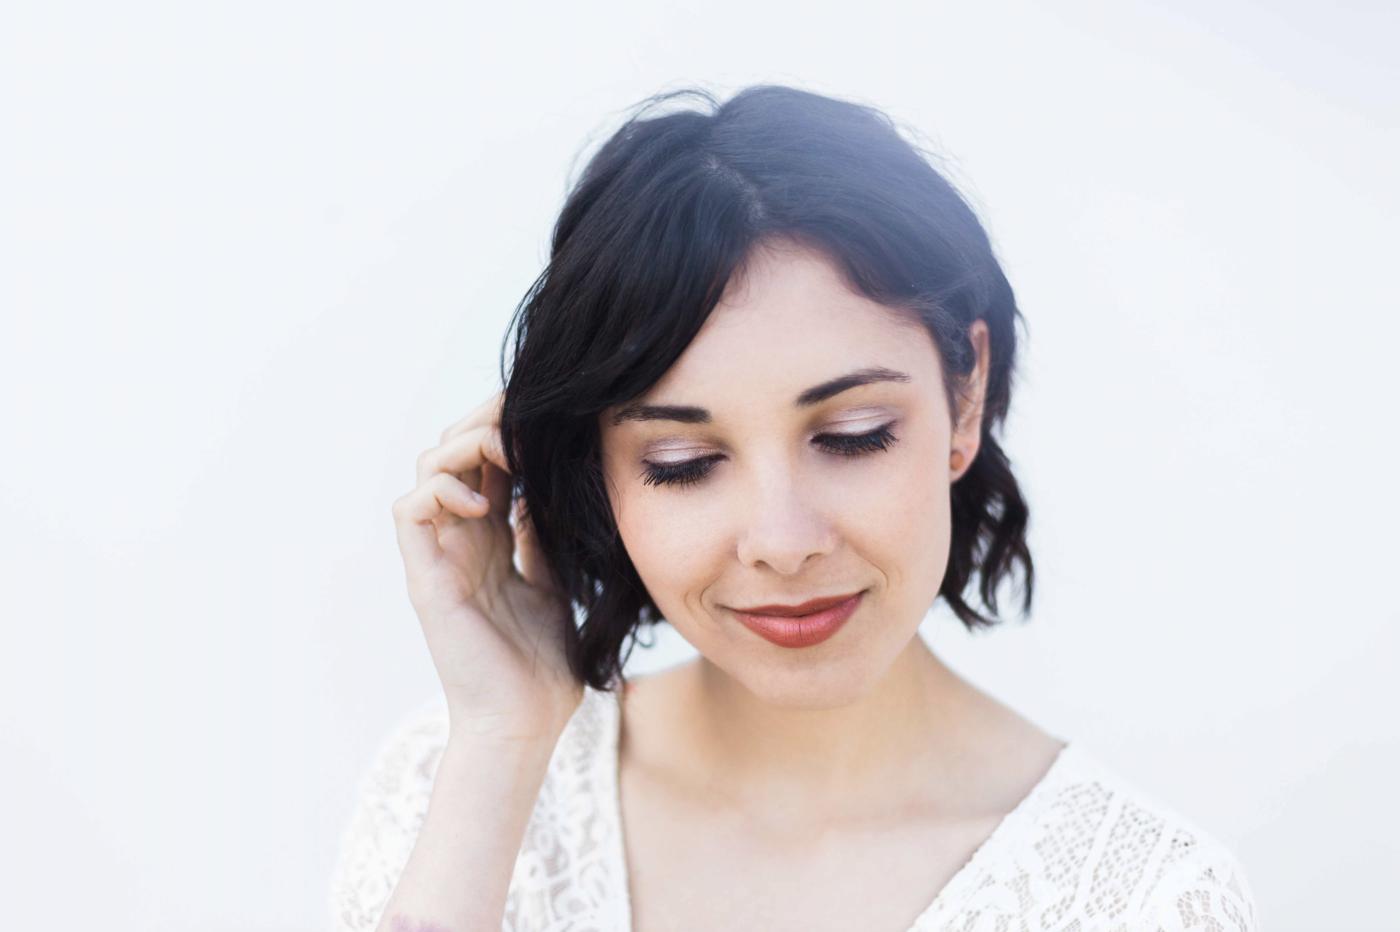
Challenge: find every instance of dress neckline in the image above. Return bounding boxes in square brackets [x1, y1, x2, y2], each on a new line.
[592, 683, 1076, 931]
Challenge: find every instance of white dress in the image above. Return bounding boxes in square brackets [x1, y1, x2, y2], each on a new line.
[329, 683, 1259, 931]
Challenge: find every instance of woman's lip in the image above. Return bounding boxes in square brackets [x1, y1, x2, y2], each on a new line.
[730, 591, 865, 649]
[730, 590, 866, 616]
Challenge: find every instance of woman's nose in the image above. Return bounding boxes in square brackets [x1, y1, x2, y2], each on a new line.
[733, 474, 839, 573]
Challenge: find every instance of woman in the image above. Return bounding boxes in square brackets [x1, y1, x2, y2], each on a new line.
[330, 85, 1258, 931]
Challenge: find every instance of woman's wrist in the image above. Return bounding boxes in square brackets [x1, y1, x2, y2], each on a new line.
[374, 722, 561, 931]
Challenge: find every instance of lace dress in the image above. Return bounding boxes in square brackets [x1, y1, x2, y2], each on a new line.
[329, 683, 1259, 931]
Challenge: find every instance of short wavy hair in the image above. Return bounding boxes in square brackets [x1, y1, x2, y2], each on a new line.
[497, 84, 1033, 693]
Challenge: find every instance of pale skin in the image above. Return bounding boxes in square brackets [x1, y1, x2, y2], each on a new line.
[382, 237, 1063, 931]
[597, 240, 1064, 930]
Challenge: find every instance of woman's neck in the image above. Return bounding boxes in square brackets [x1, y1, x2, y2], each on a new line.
[656, 639, 981, 828]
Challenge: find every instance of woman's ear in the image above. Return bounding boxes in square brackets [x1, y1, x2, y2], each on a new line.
[950, 319, 991, 482]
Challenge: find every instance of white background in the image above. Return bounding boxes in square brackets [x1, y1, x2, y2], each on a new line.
[2, 1, 1396, 928]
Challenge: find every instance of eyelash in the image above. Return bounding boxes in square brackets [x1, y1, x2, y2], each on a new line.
[640, 423, 899, 489]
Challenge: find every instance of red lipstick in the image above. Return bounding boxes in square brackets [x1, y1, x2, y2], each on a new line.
[729, 590, 865, 648]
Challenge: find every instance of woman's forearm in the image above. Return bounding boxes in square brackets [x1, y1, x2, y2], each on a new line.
[373, 730, 559, 932]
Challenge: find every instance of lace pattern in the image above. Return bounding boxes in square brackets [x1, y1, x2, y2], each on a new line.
[328, 685, 1258, 931]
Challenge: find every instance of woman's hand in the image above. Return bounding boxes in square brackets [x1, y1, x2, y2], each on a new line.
[390, 389, 583, 744]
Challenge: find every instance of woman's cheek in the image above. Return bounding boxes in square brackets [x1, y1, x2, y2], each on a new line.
[618, 498, 717, 612]
[844, 443, 951, 605]
[847, 432, 946, 528]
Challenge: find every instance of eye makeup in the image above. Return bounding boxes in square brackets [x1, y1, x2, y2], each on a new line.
[639, 422, 899, 489]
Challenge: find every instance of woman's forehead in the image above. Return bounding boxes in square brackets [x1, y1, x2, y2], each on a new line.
[595, 244, 941, 428]
[648, 305, 932, 403]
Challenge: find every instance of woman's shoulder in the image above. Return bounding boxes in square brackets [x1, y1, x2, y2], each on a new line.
[994, 742, 1260, 928]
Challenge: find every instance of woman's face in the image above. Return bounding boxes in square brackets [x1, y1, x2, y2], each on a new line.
[598, 240, 987, 707]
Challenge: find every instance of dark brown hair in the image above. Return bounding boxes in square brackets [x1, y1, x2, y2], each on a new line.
[497, 84, 1034, 692]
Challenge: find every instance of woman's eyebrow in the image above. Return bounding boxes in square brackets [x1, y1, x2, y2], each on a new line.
[609, 366, 911, 426]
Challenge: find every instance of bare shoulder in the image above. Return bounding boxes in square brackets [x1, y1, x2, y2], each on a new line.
[943, 672, 1068, 815]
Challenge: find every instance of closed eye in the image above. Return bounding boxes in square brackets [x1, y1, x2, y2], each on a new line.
[639, 422, 899, 489]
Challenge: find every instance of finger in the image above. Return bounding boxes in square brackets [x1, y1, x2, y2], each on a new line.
[474, 429, 517, 540]
[513, 495, 563, 596]
[419, 422, 514, 494]
[417, 427, 487, 489]
[477, 458, 514, 539]
[422, 424, 513, 539]
[480, 425, 510, 474]
[391, 475, 488, 575]
[440, 390, 504, 444]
